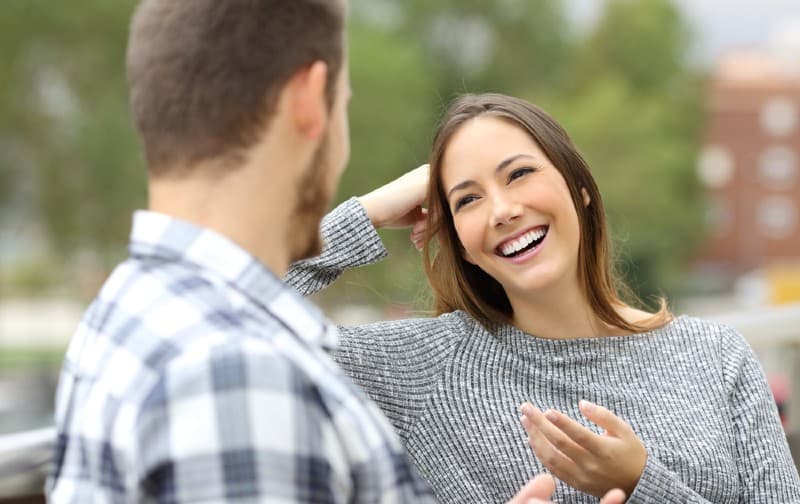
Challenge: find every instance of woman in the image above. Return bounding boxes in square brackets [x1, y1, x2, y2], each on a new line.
[286, 93, 800, 502]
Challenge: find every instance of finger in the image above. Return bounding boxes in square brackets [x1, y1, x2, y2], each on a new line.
[543, 408, 605, 455]
[411, 227, 426, 241]
[519, 413, 533, 433]
[531, 409, 592, 463]
[525, 414, 579, 481]
[404, 205, 426, 225]
[521, 405, 588, 460]
[579, 400, 633, 439]
[506, 474, 556, 504]
[599, 488, 626, 504]
[412, 218, 427, 235]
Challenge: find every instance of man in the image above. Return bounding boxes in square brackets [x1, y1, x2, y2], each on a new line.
[47, 0, 624, 502]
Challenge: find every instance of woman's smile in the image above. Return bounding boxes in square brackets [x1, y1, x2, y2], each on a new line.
[495, 224, 550, 263]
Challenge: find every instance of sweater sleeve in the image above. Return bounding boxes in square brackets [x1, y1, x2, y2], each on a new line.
[284, 198, 467, 441]
[284, 197, 387, 297]
[333, 311, 469, 442]
[723, 327, 800, 502]
[628, 326, 800, 503]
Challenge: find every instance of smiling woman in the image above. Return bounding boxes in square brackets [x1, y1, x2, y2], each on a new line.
[423, 95, 670, 340]
[286, 93, 800, 503]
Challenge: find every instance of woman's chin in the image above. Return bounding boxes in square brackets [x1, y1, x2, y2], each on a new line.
[500, 267, 564, 299]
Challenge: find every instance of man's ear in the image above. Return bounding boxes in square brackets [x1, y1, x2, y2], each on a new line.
[581, 187, 591, 207]
[288, 61, 328, 140]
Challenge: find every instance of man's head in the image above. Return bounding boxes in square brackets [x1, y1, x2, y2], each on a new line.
[127, 0, 350, 262]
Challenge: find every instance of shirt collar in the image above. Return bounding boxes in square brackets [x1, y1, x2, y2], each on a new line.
[128, 210, 338, 350]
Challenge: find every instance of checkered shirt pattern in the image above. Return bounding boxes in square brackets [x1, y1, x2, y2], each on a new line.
[47, 210, 433, 503]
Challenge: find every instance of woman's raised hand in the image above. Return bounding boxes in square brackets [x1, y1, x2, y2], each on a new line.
[519, 400, 646, 500]
[357, 164, 430, 231]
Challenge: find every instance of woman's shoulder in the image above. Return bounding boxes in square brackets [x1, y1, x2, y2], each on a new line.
[658, 314, 749, 353]
[336, 309, 480, 350]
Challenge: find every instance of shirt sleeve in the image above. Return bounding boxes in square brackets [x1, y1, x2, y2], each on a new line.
[628, 326, 800, 503]
[285, 197, 387, 297]
[133, 343, 359, 503]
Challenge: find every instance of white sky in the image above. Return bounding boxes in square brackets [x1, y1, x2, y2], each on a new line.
[564, 0, 800, 64]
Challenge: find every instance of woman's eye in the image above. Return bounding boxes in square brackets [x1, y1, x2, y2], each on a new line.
[508, 167, 535, 183]
[454, 195, 478, 211]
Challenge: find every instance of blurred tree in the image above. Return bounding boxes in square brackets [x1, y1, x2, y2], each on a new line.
[538, 0, 704, 303]
[322, 19, 437, 307]
[0, 0, 705, 308]
[400, 0, 572, 97]
[332, 0, 578, 306]
[569, 0, 692, 95]
[0, 0, 143, 274]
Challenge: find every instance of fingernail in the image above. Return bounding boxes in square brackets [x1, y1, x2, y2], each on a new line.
[580, 400, 595, 413]
[519, 403, 533, 416]
[544, 410, 558, 422]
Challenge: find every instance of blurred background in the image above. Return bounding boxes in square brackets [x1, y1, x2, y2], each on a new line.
[1, 0, 800, 497]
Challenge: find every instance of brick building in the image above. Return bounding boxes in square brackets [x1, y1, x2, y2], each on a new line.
[696, 49, 800, 299]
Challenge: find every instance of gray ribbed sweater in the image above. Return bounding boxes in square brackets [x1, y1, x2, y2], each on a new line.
[286, 198, 800, 503]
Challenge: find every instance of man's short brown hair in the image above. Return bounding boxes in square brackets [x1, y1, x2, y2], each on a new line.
[127, 0, 345, 176]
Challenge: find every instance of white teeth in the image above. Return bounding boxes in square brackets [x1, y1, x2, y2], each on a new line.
[500, 228, 546, 256]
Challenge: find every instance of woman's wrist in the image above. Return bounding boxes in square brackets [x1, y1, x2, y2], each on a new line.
[356, 193, 384, 228]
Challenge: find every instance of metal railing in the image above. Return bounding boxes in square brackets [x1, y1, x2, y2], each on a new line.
[2, 303, 800, 500]
[0, 427, 52, 502]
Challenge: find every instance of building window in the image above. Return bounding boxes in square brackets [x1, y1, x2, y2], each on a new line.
[759, 146, 798, 189]
[757, 197, 797, 239]
[760, 97, 798, 137]
[698, 145, 734, 188]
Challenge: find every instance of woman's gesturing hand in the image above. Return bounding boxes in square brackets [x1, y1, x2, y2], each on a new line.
[505, 473, 627, 504]
[357, 164, 430, 231]
[519, 400, 646, 499]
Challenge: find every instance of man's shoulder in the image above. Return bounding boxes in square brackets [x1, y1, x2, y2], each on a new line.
[68, 256, 332, 408]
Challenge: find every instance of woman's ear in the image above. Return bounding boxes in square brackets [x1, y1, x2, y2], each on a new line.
[581, 188, 591, 207]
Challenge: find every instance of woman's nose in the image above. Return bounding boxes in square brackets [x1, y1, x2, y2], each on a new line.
[489, 194, 522, 228]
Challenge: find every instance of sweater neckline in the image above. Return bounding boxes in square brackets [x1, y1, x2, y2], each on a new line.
[489, 314, 689, 353]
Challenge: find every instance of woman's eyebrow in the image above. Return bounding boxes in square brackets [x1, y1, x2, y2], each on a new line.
[446, 154, 537, 198]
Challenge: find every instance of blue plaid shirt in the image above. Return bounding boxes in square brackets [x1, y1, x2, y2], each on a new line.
[47, 210, 433, 503]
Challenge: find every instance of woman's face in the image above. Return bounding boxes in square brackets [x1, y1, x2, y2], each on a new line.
[441, 116, 583, 300]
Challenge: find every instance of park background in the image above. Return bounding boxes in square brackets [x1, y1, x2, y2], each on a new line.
[1, 0, 799, 495]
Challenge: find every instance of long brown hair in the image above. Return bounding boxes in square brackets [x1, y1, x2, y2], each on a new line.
[422, 93, 670, 333]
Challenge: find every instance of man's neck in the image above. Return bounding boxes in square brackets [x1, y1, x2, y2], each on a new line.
[148, 168, 295, 277]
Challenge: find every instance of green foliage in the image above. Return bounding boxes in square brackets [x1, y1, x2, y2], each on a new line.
[0, 0, 143, 266]
[342, 22, 437, 201]
[536, 0, 704, 301]
[0, 346, 66, 369]
[570, 0, 692, 94]
[399, 0, 572, 97]
[3, 259, 60, 296]
[0, 0, 706, 307]
[324, 21, 438, 305]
